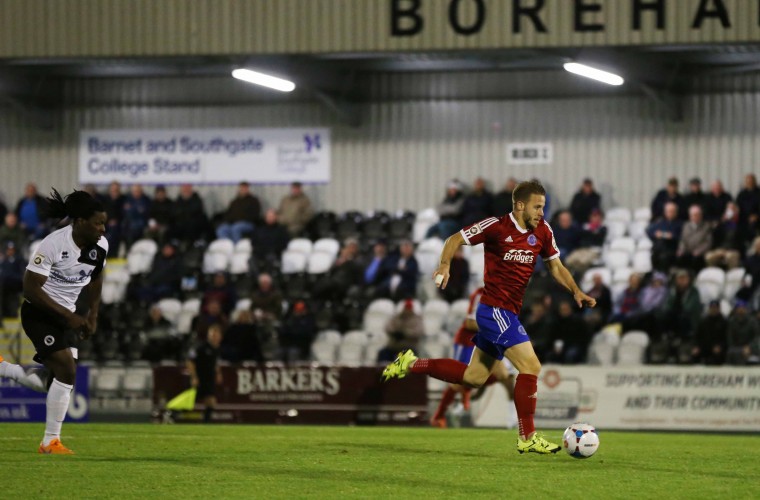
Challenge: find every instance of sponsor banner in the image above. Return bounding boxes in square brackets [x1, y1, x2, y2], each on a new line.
[0, 365, 89, 423]
[473, 365, 760, 431]
[79, 128, 330, 185]
[507, 143, 553, 165]
[153, 365, 428, 425]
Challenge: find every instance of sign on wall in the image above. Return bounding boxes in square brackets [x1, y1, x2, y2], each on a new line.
[0, 365, 89, 423]
[507, 142, 553, 165]
[79, 128, 331, 185]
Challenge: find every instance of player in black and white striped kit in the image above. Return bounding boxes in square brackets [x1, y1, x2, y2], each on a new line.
[0, 189, 107, 454]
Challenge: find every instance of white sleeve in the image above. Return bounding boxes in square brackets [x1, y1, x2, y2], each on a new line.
[26, 237, 58, 277]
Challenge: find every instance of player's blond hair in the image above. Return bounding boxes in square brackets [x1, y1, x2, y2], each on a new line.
[512, 180, 546, 206]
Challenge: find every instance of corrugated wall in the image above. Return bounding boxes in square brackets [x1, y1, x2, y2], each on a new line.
[0, 92, 758, 215]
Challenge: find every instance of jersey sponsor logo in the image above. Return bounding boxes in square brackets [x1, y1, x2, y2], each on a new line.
[33, 254, 44, 265]
[527, 234, 537, 246]
[505, 235, 513, 242]
[503, 249, 535, 264]
[43, 335, 55, 346]
[49, 269, 93, 284]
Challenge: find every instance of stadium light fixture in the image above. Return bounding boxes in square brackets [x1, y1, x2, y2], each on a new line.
[563, 62, 624, 86]
[232, 68, 296, 92]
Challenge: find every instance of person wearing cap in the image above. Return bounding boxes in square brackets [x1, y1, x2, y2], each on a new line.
[378, 299, 424, 362]
[569, 178, 601, 226]
[278, 181, 314, 237]
[725, 299, 760, 365]
[692, 300, 728, 365]
[425, 179, 465, 239]
[682, 177, 708, 220]
[650, 177, 684, 222]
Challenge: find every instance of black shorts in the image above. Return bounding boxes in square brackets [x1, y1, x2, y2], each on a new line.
[196, 379, 217, 400]
[20, 301, 78, 364]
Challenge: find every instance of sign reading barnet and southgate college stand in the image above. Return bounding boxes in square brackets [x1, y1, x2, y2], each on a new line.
[79, 128, 330, 185]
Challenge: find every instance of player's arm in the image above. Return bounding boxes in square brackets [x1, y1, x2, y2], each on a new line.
[23, 270, 87, 330]
[433, 231, 466, 289]
[544, 258, 596, 309]
[79, 272, 104, 339]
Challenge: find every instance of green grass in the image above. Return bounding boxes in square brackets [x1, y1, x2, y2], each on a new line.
[2, 424, 759, 499]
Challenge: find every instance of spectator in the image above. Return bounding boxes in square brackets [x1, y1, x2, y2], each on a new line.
[375, 240, 419, 301]
[142, 305, 179, 363]
[312, 238, 363, 302]
[130, 241, 183, 304]
[492, 177, 518, 216]
[201, 272, 238, 317]
[0, 213, 28, 252]
[565, 209, 606, 274]
[438, 246, 470, 303]
[364, 241, 389, 291]
[280, 300, 318, 362]
[0, 243, 25, 317]
[192, 299, 229, 341]
[552, 211, 581, 258]
[377, 299, 424, 362]
[144, 185, 175, 244]
[461, 177, 494, 226]
[652, 269, 702, 363]
[736, 173, 760, 246]
[103, 181, 125, 256]
[250, 273, 284, 323]
[705, 201, 743, 269]
[216, 181, 260, 243]
[675, 205, 712, 273]
[187, 323, 223, 423]
[171, 184, 209, 244]
[569, 178, 602, 225]
[522, 298, 556, 362]
[278, 181, 313, 237]
[221, 309, 263, 363]
[647, 201, 683, 272]
[650, 177, 683, 222]
[426, 179, 465, 239]
[743, 237, 760, 297]
[621, 271, 668, 337]
[15, 182, 48, 240]
[682, 177, 708, 217]
[704, 180, 733, 223]
[251, 208, 290, 268]
[610, 272, 643, 323]
[121, 184, 152, 247]
[725, 300, 760, 365]
[691, 300, 728, 365]
[546, 301, 590, 364]
[582, 273, 612, 332]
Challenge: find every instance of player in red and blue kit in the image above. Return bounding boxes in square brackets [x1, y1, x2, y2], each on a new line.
[384, 180, 596, 454]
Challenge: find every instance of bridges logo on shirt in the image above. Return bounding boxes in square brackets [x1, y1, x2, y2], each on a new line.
[33, 254, 44, 265]
[503, 249, 535, 264]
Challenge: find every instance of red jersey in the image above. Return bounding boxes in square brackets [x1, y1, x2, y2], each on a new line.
[460, 213, 559, 315]
[453, 287, 483, 346]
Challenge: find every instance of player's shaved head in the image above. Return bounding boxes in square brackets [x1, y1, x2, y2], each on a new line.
[512, 180, 546, 206]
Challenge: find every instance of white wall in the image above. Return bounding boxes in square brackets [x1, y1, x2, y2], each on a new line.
[0, 92, 758, 217]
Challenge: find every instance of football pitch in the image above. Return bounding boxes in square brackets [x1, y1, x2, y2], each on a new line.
[2, 424, 759, 499]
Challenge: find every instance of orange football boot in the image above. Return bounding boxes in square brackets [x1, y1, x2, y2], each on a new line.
[38, 438, 74, 455]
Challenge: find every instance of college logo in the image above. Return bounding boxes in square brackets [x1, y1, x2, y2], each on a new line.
[43, 335, 55, 346]
[527, 234, 537, 246]
[33, 254, 44, 265]
[503, 249, 535, 264]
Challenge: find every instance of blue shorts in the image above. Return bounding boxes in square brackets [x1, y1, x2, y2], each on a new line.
[472, 303, 530, 360]
[452, 344, 474, 364]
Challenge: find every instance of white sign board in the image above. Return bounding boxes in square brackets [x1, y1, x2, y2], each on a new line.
[79, 128, 331, 184]
[507, 142, 552, 165]
[473, 365, 760, 431]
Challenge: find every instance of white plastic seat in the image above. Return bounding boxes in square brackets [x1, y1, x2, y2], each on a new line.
[395, 299, 421, 314]
[207, 238, 235, 257]
[628, 220, 648, 241]
[446, 298, 470, 330]
[126, 239, 158, 275]
[281, 250, 307, 274]
[157, 298, 182, 324]
[422, 299, 450, 334]
[311, 342, 337, 364]
[315, 330, 342, 344]
[581, 267, 612, 290]
[307, 252, 334, 274]
[605, 221, 628, 241]
[235, 298, 252, 311]
[286, 238, 313, 255]
[695, 267, 726, 304]
[609, 237, 636, 255]
[234, 238, 252, 255]
[633, 206, 652, 222]
[723, 268, 746, 300]
[604, 249, 632, 270]
[94, 368, 124, 398]
[632, 250, 652, 273]
[617, 330, 650, 366]
[366, 298, 395, 315]
[636, 237, 653, 251]
[363, 310, 393, 336]
[229, 253, 250, 274]
[336, 343, 364, 365]
[313, 238, 340, 258]
[606, 207, 632, 224]
[122, 369, 152, 398]
[413, 208, 439, 243]
[342, 330, 370, 345]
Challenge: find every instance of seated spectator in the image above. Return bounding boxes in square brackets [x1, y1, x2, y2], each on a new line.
[704, 180, 732, 223]
[375, 240, 419, 301]
[647, 201, 682, 272]
[171, 184, 210, 245]
[280, 300, 318, 362]
[142, 305, 179, 363]
[0, 213, 28, 252]
[121, 184, 152, 247]
[251, 209, 290, 269]
[621, 271, 669, 337]
[201, 272, 238, 317]
[609, 272, 643, 324]
[736, 173, 760, 246]
[675, 205, 712, 273]
[522, 298, 556, 362]
[438, 246, 470, 303]
[492, 177, 518, 216]
[192, 299, 229, 341]
[691, 300, 728, 365]
[650, 177, 683, 221]
[312, 238, 363, 302]
[682, 177, 708, 216]
[0, 243, 25, 317]
[651, 269, 702, 363]
[569, 178, 601, 225]
[15, 182, 49, 240]
[565, 209, 606, 274]
[582, 273, 612, 332]
[216, 181, 260, 243]
[363, 241, 389, 296]
[278, 181, 313, 237]
[103, 181, 125, 256]
[250, 273, 284, 324]
[221, 309, 263, 363]
[426, 180, 465, 239]
[144, 185, 175, 244]
[546, 301, 590, 364]
[705, 201, 743, 269]
[552, 211, 581, 258]
[377, 299, 424, 362]
[461, 177, 494, 226]
[130, 241, 183, 304]
[725, 300, 760, 365]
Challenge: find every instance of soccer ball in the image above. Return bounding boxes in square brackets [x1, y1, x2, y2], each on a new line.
[562, 422, 599, 459]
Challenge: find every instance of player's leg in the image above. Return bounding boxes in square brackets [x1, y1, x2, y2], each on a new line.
[203, 395, 216, 423]
[0, 353, 49, 392]
[38, 348, 77, 454]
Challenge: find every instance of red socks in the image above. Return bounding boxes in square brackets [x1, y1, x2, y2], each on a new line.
[410, 358, 467, 384]
[514, 374, 538, 440]
[432, 387, 457, 420]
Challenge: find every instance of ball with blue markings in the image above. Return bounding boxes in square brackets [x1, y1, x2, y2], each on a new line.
[562, 422, 599, 458]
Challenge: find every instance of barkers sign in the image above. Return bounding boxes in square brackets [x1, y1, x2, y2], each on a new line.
[79, 128, 331, 185]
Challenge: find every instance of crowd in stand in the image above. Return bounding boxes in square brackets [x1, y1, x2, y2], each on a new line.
[1, 173, 759, 367]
